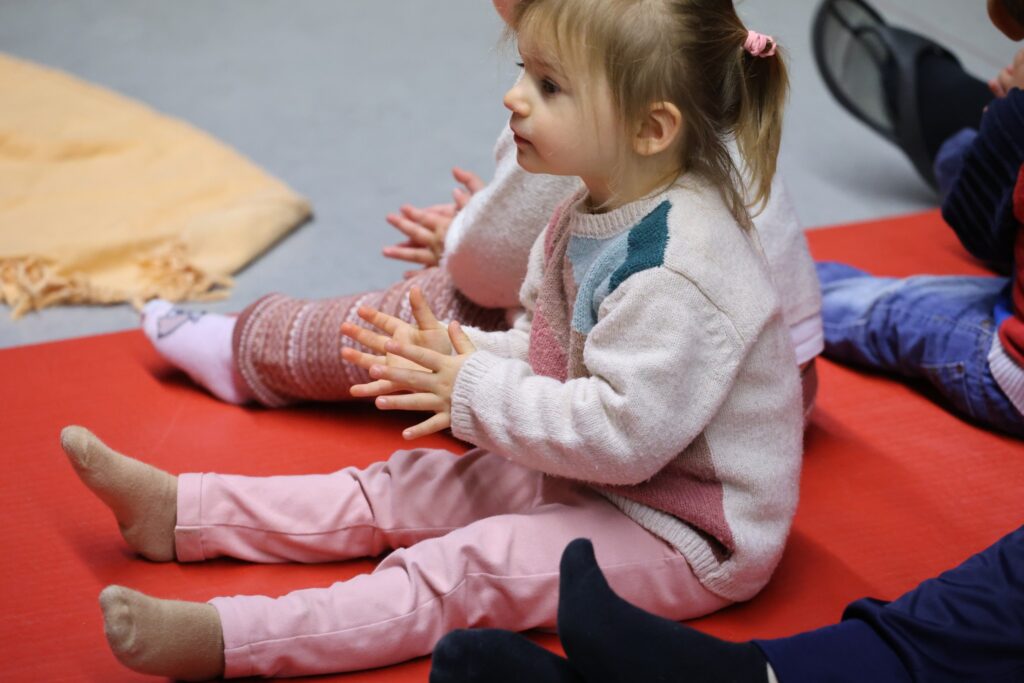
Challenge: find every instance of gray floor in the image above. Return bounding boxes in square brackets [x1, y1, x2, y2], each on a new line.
[0, 0, 1016, 348]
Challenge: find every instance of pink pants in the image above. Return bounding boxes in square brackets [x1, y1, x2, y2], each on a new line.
[175, 448, 729, 678]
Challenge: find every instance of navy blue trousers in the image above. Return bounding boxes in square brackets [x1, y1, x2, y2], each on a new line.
[756, 524, 1024, 682]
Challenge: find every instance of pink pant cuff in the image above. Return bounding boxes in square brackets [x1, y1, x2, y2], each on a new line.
[175, 472, 206, 562]
[211, 597, 254, 679]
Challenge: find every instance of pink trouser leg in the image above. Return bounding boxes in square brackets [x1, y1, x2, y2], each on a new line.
[175, 449, 729, 678]
[174, 448, 548, 563]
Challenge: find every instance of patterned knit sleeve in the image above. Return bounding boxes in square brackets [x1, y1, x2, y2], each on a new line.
[941, 89, 1024, 270]
[449, 267, 757, 485]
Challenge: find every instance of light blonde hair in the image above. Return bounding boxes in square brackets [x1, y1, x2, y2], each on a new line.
[511, 0, 788, 226]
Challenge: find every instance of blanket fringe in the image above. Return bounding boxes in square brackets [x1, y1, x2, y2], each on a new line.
[1, 242, 234, 319]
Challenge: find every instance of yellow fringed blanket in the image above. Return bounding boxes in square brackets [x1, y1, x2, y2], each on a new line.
[0, 53, 311, 318]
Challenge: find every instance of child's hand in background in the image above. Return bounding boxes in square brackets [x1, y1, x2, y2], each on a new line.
[383, 203, 454, 271]
[341, 287, 477, 438]
[382, 167, 485, 274]
[450, 166, 485, 211]
[990, 47, 1024, 97]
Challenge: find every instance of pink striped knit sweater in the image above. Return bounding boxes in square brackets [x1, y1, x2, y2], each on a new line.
[451, 178, 803, 601]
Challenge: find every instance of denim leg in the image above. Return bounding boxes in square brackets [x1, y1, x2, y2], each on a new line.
[817, 262, 1024, 436]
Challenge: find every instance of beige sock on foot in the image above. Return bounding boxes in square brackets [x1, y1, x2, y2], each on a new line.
[100, 585, 224, 681]
[61, 425, 178, 561]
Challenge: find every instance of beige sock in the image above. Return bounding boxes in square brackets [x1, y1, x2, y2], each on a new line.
[100, 585, 224, 681]
[61, 425, 178, 561]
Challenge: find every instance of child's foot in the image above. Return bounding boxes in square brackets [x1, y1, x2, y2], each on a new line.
[141, 299, 252, 404]
[557, 538, 770, 683]
[430, 628, 583, 683]
[99, 585, 224, 681]
[61, 426, 177, 561]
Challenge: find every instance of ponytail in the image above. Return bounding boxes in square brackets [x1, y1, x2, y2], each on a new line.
[734, 31, 788, 215]
[510, 0, 790, 228]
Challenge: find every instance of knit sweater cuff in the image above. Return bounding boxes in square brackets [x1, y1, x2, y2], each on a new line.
[988, 333, 1024, 416]
[449, 350, 502, 445]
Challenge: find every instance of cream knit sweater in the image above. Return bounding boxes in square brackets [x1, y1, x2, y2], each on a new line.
[452, 178, 804, 602]
[444, 127, 823, 364]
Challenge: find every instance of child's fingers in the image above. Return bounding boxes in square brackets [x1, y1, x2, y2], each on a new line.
[356, 306, 404, 336]
[1014, 47, 1024, 69]
[340, 346, 386, 371]
[369, 363, 436, 391]
[452, 167, 485, 194]
[452, 186, 471, 211]
[374, 392, 445, 412]
[382, 245, 437, 266]
[421, 203, 457, 218]
[386, 212, 434, 244]
[350, 378, 402, 398]
[408, 286, 442, 331]
[448, 320, 477, 355]
[382, 339, 444, 373]
[402, 203, 448, 218]
[402, 413, 451, 440]
[340, 322, 390, 355]
[402, 205, 446, 230]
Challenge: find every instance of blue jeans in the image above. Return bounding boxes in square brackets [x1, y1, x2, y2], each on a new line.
[817, 262, 1024, 438]
[757, 523, 1024, 682]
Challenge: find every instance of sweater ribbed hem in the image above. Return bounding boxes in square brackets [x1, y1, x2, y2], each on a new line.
[988, 334, 1024, 416]
[599, 492, 758, 602]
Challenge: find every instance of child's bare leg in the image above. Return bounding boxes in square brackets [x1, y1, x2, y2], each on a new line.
[61, 426, 177, 561]
[99, 586, 224, 681]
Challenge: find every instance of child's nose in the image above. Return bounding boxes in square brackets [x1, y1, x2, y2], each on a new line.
[503, 83, 530, 116]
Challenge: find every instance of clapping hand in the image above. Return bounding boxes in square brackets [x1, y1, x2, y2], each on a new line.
[341, 287, 477, 439]
[382, 167, 486, 274]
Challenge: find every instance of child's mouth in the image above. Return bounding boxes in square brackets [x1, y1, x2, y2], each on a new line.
[511, 128, 531, 147]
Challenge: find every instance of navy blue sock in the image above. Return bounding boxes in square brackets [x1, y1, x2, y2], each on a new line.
[430, 628, 583, 683]
[557, 538, 768, 683]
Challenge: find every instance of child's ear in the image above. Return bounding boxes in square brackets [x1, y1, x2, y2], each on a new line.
[633, 102, 683, 157]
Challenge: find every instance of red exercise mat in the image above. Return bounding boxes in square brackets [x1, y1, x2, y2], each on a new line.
[2, 209, 1021, 681]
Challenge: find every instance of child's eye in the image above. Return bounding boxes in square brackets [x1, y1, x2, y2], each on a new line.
[541, 78, 560, 95]
[515, 61, 525, 69]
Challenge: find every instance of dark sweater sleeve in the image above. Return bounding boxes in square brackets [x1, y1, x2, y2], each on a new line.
[941, 88, 1024, 271]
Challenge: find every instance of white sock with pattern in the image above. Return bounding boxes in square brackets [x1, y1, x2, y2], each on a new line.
[141, 299, 252, 404]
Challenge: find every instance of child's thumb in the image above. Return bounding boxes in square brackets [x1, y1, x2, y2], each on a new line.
[448, 321, 476, 355]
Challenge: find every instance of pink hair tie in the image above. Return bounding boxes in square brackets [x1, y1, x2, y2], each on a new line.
[744, 30, 777, 58]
